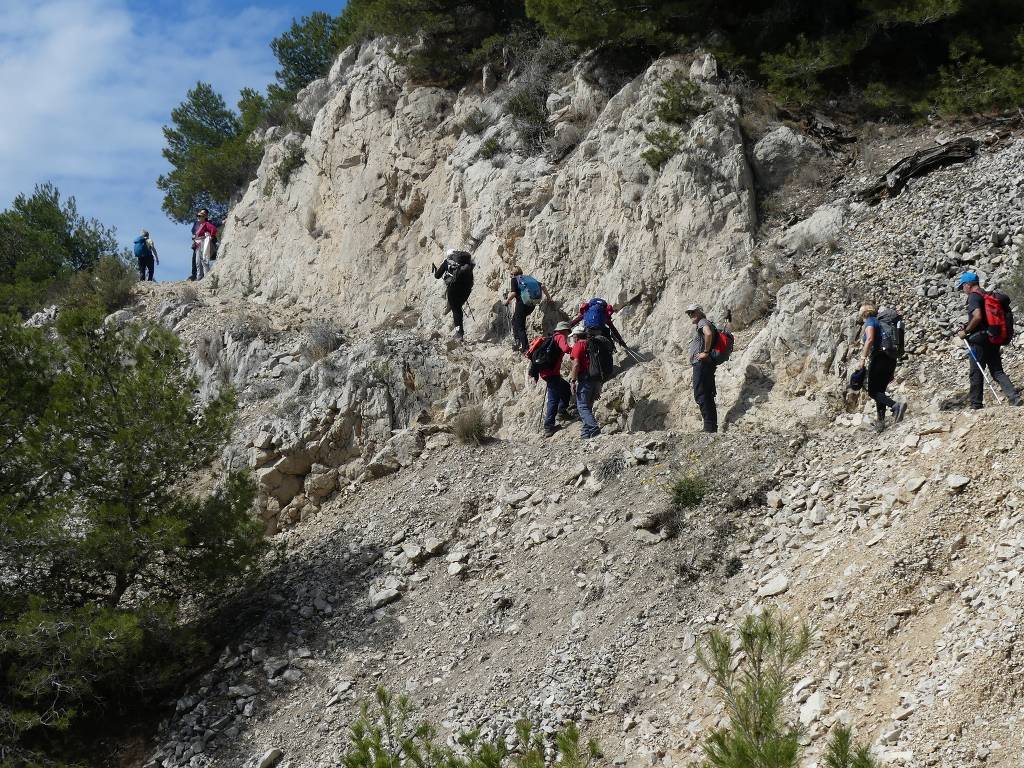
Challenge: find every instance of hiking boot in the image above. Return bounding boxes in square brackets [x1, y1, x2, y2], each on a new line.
[893, 401, 907, 422]
[581, 428, 601, 439]
[543, 426, 558, 438]
[874, 418, 886, 433]
[557, 409, 577, 422]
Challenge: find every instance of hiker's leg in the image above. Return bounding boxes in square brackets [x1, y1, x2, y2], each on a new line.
[986, 345, 1021, 403]
[543, 379, 559, 430]
[450, 300, 464, 335]
[145, 255, 155, 280]
[190, 249, 197, 281]
[968, 342, 986, 407]
[138, 258, 146, 281]
[554, 376, 572, 414]
[693, 361, 716, 432]
[576, 378, 599, 436]
[868, 357, 897, 415]
[512, 302, 529, 350]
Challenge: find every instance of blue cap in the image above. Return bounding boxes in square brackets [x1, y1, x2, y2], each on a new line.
[957, 271, 979, 286]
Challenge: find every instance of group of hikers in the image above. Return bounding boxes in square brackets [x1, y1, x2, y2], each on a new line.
[434, 248, 1020, 439]
[131, 208, 219, 282]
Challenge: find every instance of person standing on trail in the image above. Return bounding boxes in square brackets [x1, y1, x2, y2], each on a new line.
[533, 320, 574, 437]
[504, 267, 551, 352]
[133, 229, 158, 281]
[956, 272, 1021, 408]
[190, 209, 218, 281]
[857, 304, 907, 431]
[686, 304, 718, 433]
[433, 248, 475, 340]
[569, 326, 601, 439]
[570, 297, 627, 347]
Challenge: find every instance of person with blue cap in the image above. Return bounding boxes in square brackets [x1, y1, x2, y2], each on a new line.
[956, 271, 1020, 408]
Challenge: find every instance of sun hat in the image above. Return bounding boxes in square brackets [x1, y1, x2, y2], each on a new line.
[554, 321, 572, 332]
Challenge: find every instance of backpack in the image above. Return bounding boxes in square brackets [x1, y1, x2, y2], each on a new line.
[132, 238, 150, 259]
[983, 291, 1014, 346]
[710, 326, 735, 364]
[586, 331, 615, 382]
[526, 335, 559, 380]
[516, 275, 543, 306]
[441, 252, 471, 286]
[876, 309, 905, 360]
[582, 298, 610, 329]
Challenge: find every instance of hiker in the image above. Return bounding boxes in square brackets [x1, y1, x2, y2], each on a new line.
[956, 272, 1021, 407]
[190, 209, 218, 281]
[505, 267, 551, 352]
[686, 304, 719, 433]
[433, 248, 474, 339]
[857, 304, 907, 431]
[570, 298, 627, 347]
[569, 326, 601, 439]
[133, 229, 158, 281]
[530, 321, 574, 437]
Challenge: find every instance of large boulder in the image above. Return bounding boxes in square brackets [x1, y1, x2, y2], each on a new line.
[752, 125, 825, 191]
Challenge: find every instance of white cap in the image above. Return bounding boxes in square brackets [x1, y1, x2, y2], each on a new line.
[445, 247, 457, 257]
[685, 303, 704, 314]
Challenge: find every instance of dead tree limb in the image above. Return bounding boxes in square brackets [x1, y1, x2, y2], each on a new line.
[855, 137, 979, 205]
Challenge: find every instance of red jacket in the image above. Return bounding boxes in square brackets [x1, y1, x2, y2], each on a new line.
[192, 220, 217, 249]
[538, 332, 572, 380]
[570, 338, 590, 377]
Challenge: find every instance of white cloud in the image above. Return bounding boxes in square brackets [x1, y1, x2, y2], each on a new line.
[0, 0, 295, 279]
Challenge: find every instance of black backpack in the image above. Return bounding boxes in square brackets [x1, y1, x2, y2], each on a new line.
[442, 252, 472, 286]
[876, 309, 905, 360]
[586, 331, 615, 382]
[527, 335, 559, 380]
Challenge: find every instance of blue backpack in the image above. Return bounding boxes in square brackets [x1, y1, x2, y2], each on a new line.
[582, 298, 609, 329]
[516, 275, 543, 306]
[133, 237, 150, 259]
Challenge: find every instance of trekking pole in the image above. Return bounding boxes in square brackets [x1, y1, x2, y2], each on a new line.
[962, 338, 1003, 404]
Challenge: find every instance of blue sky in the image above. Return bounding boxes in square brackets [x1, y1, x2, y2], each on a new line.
[0, 0, 340, 281]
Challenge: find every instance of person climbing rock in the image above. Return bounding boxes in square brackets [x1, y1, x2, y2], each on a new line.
[570, 297, 626, 347]
[569, 326, 601, 439]
[505, 267, 551, 352]
[857, 304, 907, 432]
[956, 272, 1021, 408]
[133, 229, 158, 281]
[191, 209, 217, 281]
[433, 248, 474, 339]
[533, 320, 574, 437]
[687, 304, 718, 433]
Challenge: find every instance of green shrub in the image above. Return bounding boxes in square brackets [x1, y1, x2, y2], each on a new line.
[654, 73, 709, 126]
[277, 141, 307, 187]
[61, 254, 138, 313]
[453, 405, 487, 444]
[642, 128, 683, 170]
[343, 686, 599, 768]
[461, 108, 492, 135]
[478, 136, 502, 159]
[823, 724, 880, 768]
[0, 311, 264, 764]
[668, 474, 706, 508]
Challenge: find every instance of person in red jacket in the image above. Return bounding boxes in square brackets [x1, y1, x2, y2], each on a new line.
[569, 326, 601, 439]
[537, 321, 574, 437]
[190, 208, 218, 281]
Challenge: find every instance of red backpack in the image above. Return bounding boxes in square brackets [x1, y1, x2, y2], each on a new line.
[983, 291, 1015, 346]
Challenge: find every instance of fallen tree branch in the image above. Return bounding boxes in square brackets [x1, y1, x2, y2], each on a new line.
[855, 136, 979, 205]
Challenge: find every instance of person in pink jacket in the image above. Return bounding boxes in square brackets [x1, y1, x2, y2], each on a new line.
[190, 208, 218, 281]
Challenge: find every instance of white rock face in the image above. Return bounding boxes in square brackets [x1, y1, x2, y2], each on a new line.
[216, 48, 761, 353]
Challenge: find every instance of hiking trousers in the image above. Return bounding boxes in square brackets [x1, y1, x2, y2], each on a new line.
[867, 354, 898, 420]
[543, 375, 572, 430]
[692, 359, 718, 433]
[575, 376, 601, 438]
[511, 301, 535, 351]
[447, 284, 471, 335]
[968, 340, 1021, 407]
[138, 254, 155, 281]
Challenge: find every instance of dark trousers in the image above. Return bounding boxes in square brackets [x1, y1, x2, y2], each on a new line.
[576, 376, 600, 437]
[447, 285, 471, 335]
[137, 254, 155, 281]
[511, 301, 535, 351]
[692, 359, 718, 433]
[543, 376, 572, 430]
[867, 353, 898, 420]
[190, 249, 197, 280]
[968, 340, 1021, 407]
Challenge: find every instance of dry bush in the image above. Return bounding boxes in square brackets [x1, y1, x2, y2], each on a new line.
[453, 405, 487, 444]
[304, 321, 345, 361]
[178, 283, 199, 305]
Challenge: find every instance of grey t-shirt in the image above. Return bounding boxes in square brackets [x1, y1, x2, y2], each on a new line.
[689, 318, 713, 363]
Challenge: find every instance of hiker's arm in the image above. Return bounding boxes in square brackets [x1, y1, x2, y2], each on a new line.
[569, 356, 580, 382]
[959, 306, 984, 337]
[569, 311, 583, 326]
[696, 325, 713, 360]
[433, 262, 444, 279]
[607, 319, 626, 346]
[860, 325, 875, 368]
